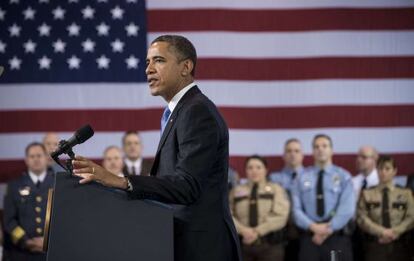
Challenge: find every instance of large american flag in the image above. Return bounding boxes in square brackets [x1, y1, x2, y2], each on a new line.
[1, 0, 414, 182]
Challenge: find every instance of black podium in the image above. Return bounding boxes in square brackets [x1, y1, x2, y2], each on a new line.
[44, 173, 173, 261]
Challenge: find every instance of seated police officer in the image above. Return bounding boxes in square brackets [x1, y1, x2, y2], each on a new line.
[230, 155, 290, 261]
[3, 142, 54, 261]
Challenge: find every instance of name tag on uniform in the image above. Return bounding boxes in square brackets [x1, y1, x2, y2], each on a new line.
[19, 186, 31, 196]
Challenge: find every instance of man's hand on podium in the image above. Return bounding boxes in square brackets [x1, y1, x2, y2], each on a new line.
[73, 155, 128, 190]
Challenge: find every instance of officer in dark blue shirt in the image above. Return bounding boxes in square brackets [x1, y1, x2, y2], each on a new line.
[3, 142, 55, 261]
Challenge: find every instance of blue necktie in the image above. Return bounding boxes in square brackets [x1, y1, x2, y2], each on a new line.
[160, 107, 171, 135]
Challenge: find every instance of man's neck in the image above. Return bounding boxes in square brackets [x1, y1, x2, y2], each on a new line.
[316, 160, 332, 170]
[30, 169, 45, 176]
[164, 78, 194, 103]
[361, 167, 375, 177]
[127, 157, 141, 163]
[286, 164, 302, 171]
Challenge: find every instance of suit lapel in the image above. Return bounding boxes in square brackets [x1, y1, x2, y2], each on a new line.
[150, 86, 201, 176]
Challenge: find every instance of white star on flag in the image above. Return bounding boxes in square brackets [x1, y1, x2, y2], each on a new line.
[0, 41, 6, 53]
[23, 7, 36, 20]
[82, 39, 95, 52]
[82, 6, 95, 19]
[125, 23, 139, 36]
[111, 6, 124, 19]
[9, 56, 22, 70]
[52, 6, 65, 20]
[67, 23, 81, 36]
[125, 55, 139, 69]
[53, 39, 66, 53]
[96, 22, 110, 36]
[23, 39, 36, 53]
[38, 56, 52, 69]
[96, 55, 110, 69]
[67, 55, 81, 69]
[111, 39, 124, 53]
[38, 23, 51, 37]
[9, 24, 21, 37]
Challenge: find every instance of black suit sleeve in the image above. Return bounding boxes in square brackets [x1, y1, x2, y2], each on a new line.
[128, 103, 219, 205]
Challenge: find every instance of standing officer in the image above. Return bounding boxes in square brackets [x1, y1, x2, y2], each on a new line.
[357, 155, 414, 261]
[3, 142, 54, 261]
[292, 134, 355, 261]
[269, 138, 304, 261]
[230, 155, 290, 261]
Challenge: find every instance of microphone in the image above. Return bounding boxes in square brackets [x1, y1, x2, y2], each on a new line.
[51, 124, 94, 158]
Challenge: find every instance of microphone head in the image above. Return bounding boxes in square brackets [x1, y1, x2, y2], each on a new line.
[75, 124, 94, 144]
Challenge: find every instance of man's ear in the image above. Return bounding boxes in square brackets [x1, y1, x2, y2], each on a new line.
[181, 59, 194, 76]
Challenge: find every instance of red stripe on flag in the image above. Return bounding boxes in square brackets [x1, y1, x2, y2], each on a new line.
[196, 57, 414, 80]
[1, 153, 413, 182]
[1, 105, 414, 133]
[148, 8, 414, 32]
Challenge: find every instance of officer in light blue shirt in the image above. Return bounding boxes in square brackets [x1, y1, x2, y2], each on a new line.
[269, 138, 304, 193]
[292, 134, 355, 261]
[269, 138, 305, 261]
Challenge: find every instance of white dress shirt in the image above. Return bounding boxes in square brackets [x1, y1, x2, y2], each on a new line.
[352, 168, 379, 199]
[28, 170, 47, 184]
[167, 82, 196, 113]
[125, 158, 143, 175]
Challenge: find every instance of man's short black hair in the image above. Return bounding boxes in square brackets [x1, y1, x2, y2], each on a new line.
[122, 131, 140, 145]
[312, 134, 333, 148]
[25, 142, 47, 156]
[284, 138, 301, 148]
[151, 35, 197, 76]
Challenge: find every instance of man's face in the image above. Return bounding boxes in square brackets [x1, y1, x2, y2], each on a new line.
[43, 133, 59, 154]
[356, 147, 377, 174]
[123, 134, 142, 161]
[145, 42, 187, 101]
[103, 148, 124, 175]
[25, 146, 48, 174]
[378, 162, 397, 184]
[283, 141, 304, 168]
[313, 137, 333, 164]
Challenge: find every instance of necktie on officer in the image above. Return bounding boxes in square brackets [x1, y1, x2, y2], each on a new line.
[160, 107, 171, 135]
[36, 180, 41, 188]
[249, 183, 259, 227]
[291, 172, 297, 181]
[131, 166, 136, 176]
[316, 170, 325, 217]
[382, 187, 391, 228]
[362, 178, 368, 190]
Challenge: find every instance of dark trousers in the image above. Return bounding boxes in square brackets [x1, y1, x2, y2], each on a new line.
[242, 242, 284, 261]
[2, 249, 46, 261]
[298, 233, 352, 261]
[364, 240, 411, 261]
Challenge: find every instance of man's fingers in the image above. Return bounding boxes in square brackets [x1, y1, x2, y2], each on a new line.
[73, 167, 93, 174]
[72, 160, 90, 168]
[74, 173, 94, 184]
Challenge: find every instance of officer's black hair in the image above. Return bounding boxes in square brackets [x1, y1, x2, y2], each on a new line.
[377, 155, 397, 169]
[245, 155, 268, 169]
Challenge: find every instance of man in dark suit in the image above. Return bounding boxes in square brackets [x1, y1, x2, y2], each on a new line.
[3, 142, 54, 261]
[121, 131, 153, 176]
[72, 35, 242, 261]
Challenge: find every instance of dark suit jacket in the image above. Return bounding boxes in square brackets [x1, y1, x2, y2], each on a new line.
[122, 158, 153, 176]
[128, 86, 242, 261]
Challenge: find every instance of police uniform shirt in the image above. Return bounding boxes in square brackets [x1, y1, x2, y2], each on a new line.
[357, 182, 414, 237]
[230, 181, 290, 236]
[352, 169, 379, 200]
[292, 164, 355, 231]
[269, 166, 304, 192]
